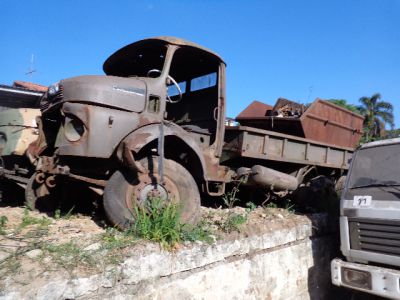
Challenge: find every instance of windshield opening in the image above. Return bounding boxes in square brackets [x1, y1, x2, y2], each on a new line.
[103, 40, 168, 78]
[348, 144, 400, 189]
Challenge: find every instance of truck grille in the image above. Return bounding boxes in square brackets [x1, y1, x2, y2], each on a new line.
[349, 218, 400, 256]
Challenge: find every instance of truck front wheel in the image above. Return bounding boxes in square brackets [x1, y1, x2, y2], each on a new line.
[103, 156, 201, 229]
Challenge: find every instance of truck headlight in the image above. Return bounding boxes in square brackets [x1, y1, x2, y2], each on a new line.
[64, 117, 86, 142]
[341, 268, 372, 290]
[48, 82, 60, 96]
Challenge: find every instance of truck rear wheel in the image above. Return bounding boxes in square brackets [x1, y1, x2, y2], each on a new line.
[103, 156, 201, 229]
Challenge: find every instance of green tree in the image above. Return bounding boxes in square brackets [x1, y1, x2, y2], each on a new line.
[358, 93, 394, 142]
[327, 99, 362, 114]
[386, 128, 400, 139]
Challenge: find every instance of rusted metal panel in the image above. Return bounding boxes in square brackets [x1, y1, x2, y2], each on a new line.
[236, 98, 364, 148]
[103, 36, 225, 76]
[56, 102, 140, 158]
[236, 101, 273, 120]
[301, 99, 364, 148]
[44, 76, 147, 113]
[13, 81, 48, 93]
[224, 126, 352, 169]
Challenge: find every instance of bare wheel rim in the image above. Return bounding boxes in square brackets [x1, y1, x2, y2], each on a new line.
[125, 172, 180, 211]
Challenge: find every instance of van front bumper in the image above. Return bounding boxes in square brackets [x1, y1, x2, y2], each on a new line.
[331, 258, 400, 299]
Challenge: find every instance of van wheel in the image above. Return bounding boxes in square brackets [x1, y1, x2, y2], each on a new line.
[103, 156, 201, 229]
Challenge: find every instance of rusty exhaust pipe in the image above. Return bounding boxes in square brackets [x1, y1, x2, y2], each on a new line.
[238, 165, 299, 191]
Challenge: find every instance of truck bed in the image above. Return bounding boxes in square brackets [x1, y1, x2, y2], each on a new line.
[222, 126, 353, 170]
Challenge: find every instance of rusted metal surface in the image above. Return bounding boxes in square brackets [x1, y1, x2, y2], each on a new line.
[238, 165, 299, 191]
[13, 81, 48, 93]
[301, 99, 364, 148]
[236, 98, 364, 148]
[103, 36, 225, 75]
[223, 126, 353, 170]
[236, 101, 273, 120]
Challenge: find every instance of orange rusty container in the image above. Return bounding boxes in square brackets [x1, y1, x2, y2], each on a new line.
[236, 98, 364, 148]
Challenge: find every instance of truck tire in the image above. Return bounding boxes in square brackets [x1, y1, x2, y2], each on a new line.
[103, 156, 201, 229]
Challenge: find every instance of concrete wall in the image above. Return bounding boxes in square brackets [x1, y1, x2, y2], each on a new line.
[1, 214, 340, 300]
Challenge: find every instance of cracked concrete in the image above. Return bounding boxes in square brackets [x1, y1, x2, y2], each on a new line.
[0, 213, 340, 300]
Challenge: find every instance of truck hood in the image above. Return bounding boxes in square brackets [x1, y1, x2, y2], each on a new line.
[57, 75, 147, 112]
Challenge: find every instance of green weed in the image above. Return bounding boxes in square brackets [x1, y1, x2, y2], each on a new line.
[181, 222, 214, 244]
[0, 216, 8, 235]
[284, 199, 296, 214]
[222, 180, 243, 209]
[128, 197, 183, 248]
[245, 201, 257, 213]
[128, 197, 213, 249]
[54, 206, 75, 220]
[43, 241, 95, 270]
[20, 208, 51, 229]
[265, 202, 278, 209]
[222, 213, 247, 233]
[101, 227, 137, 251]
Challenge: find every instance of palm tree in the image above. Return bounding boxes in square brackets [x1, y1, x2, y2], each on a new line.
[358, 93, 394, 141]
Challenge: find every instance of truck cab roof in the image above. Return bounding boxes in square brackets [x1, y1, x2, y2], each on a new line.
[103, 36, 225, 76]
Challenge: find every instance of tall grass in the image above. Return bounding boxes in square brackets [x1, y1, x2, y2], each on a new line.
[128, 197, 212, 248]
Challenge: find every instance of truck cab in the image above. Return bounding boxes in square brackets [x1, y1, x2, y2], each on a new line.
[332, 138, 400, 299]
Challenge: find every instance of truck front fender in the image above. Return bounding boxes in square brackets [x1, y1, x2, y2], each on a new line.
[117, 123, 208, 180]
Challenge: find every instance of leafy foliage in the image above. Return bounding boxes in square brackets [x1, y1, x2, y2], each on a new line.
[358, 93, 394, 142]
[328, 95, 395, 143]
[386, 128, 400, 139]
[328, 99, 362, 114]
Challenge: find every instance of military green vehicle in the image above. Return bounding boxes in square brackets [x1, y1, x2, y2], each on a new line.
[0, 83, 45, 202]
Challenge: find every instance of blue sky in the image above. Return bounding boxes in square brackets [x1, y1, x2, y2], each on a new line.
[1, 0, 399, 126]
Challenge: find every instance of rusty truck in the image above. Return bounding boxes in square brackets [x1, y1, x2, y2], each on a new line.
[25, 37, 364, 228]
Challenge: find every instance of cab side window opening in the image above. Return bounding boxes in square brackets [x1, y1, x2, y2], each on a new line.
[190, 73, 217, 92]
[166, 47, 219, 145]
